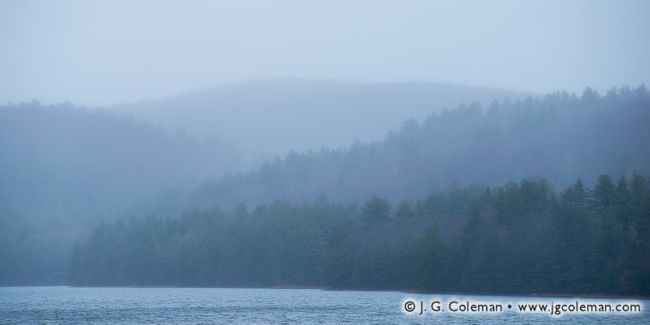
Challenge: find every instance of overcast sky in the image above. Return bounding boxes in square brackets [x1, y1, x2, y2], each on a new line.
[2, 0, 649, 106]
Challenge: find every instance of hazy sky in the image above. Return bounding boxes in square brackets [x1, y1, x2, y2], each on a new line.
[2, 0, 649, 106]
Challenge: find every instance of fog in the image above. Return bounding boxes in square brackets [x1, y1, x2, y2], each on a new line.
[2, 0, 649, 106]
[112, 80, 530, 162]
[1, 0, 650, 301]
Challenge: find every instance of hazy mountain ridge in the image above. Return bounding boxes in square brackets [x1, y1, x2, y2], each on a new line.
[185, 86, 650, 209]
[2, 83, 648, 287]
[0, 102, 241, 284]
[110, 79, 530, 165]
[0, 81, 525, 284]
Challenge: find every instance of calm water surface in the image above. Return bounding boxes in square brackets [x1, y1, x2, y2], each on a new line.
[0, 286, 647, 324]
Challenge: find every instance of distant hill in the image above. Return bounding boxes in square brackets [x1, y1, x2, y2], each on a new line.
[111, 79, 529, 164]
[4, 84, 648, 286]
[186, 86, 650, 209]
[0, 102, 241, 284]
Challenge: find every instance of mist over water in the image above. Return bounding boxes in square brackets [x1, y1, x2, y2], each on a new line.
[1, 1, 650, 323]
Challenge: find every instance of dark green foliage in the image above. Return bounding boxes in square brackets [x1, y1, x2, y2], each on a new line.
[395, 200, 415, 219]
[189, 86, 650, 209]
[70, 174, 650, 296]
[0, 102, 241, 285]
[362, 196, 391, 221]
[5, 86, 650, 289]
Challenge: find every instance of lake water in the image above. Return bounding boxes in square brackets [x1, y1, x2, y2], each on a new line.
[0, 287, 647, 324]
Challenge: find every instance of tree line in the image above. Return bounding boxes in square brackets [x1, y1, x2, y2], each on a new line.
[70, 173, 650, 296]
[188, 86, 650, 210]
[0, 102, 240, 284]
[3, 86, 648, 287]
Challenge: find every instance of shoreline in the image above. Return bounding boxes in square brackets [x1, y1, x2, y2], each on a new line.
[4, 285, 648, 300]
[396, 289, 650, 301]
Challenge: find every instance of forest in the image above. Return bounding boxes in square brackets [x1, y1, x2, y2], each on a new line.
[69, 174, 650, 296]
[1, 86, 650, 294]
[188, 86, 650, 209]
[3, 1, 649, 323]
[0, 102, 240, 284]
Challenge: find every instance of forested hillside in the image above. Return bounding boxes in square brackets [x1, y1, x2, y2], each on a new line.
[70, 174, 650, 296]
[2, 86, 649, 291]
[0, 102, 241, 284]
[113, 79, 528, 162]
[187, 86, 650, 209]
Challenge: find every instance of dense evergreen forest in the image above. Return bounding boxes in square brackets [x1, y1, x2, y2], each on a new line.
[70, 174, 650, 296]
[1, 86, 649, 292]
[0, 102, 240, 284]
[188, 86, 650, 209]
[114, 80, 528, 159]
